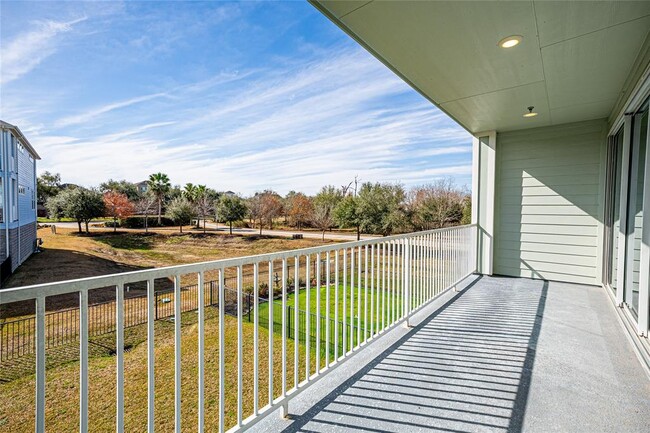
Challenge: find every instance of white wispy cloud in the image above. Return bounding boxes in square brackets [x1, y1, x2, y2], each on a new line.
[29, 46, 472, 193]
[54, 92, 169, 128]
[1, 17, 87, 85]
[3, 5, 472, 195]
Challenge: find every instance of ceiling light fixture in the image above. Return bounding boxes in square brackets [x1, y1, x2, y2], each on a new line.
[523, 106, 538, 118]
[498, 35, 523, 48]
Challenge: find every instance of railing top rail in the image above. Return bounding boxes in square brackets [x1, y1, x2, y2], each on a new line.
[0, 225, 476, 304]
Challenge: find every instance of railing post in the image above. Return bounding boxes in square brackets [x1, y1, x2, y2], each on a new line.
[404, 238, 411, 327]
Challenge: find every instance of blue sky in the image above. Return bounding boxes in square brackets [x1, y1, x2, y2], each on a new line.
[0, 1, 472, 195]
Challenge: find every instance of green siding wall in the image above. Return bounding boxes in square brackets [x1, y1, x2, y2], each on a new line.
[494, 119, 607, 285]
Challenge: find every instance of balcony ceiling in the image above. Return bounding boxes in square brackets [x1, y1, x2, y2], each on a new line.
[313, 1, 650, 133]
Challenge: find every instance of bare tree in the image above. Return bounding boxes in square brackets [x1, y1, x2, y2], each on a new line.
[312, 205, 334, 241]
[135, 195, 157, 233]
[260, 191, 283, 232]
[196, 194, 213, 233]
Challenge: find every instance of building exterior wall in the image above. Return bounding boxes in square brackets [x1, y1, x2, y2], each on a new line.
[0, 126, 38, 275]
[493, 119, 608, 285]
[0, 223, 37, 271]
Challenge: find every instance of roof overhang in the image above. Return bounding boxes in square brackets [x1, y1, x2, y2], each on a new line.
[312, 1, 650, 134]
[0, 120, 41, 160]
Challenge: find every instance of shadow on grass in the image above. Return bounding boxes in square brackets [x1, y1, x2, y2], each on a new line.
[93, 232, 156, 250]
[1, 247, 167, 318]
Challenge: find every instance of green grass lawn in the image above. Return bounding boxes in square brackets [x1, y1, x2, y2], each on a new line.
[255, 281, 405, 362]
[0, 309, 319, 432]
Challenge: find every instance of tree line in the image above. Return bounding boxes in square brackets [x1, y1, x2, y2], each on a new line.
[38, 172, 470, 237]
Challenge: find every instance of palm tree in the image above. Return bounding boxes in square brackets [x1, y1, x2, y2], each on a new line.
[148, 173, 171, 224]
[183, 183, 200, 227]
[195, 185, 208, 229]
[183, 183, 197, 201]
[195, 184, 207, 199]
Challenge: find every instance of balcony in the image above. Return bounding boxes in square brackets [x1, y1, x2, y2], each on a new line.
[249, 275, 650, 433]
[1, 225, 648, 432]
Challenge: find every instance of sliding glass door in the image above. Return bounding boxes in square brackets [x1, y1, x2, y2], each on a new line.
[625, 106, 648, 317]
[604, 98, 649, 334]
[603, 129, 624, 293]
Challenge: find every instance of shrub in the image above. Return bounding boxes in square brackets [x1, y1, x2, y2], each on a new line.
[121, 216, 175, 228]
[258, 283, 269, 298]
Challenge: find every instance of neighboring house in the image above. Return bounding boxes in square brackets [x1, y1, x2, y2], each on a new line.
[136, 180, 149, 194]
[0, 120, 40, 276]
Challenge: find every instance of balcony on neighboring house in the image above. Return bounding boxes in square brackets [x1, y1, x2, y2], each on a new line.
[1, 1, 650, 432]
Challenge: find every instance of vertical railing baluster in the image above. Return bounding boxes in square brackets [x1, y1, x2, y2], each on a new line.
[237, 266, 243, 427]
[315, 252, 321, 371]
[305, 255, 310, 379]
[418, 236, 422, 307]
[399, 240, 403, 319]
[376, 243, 380, 331]
[197, 271, 205, 432]
[364, 244, 368, 343]
[334, 251, 339, 361]
[267, 261, 273, 409]
[174, 275, 181, 433]
[253, 264, 259, 416]
[294, 256, 299, 389]
[325, 251, 331, 366]
[116, 283, 125, 433]
[350, 248, 355, 351]
[391, 241, 396, 324]
[342, 248, 347, 357]
[80, 290, 88, 433]
[147, 279, 155, 433]
[382, 242, 386, 331]
[370, 244, 375, 337]
[407, 238, 412, 325]
[219, 269, 225, 433]
[426, 234, 430, 300]
[437, 233, 440, 294]
[280, 258, 287, 416]
[36, 296, 46, 433]
[357, 245, 361, 348]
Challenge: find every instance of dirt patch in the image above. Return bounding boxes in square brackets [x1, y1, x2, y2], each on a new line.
[1, 227, 333, 318]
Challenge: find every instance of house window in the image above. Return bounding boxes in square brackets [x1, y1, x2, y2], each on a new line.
[32, 190, 36, 210]
[18, 185, 25, 195]
[11, 179, 17, 221]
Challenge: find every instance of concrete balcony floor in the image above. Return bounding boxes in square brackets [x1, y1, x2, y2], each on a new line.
[251, 275, 650, 433]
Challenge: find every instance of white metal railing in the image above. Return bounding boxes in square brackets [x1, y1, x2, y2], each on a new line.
[0, 225, 477, 433]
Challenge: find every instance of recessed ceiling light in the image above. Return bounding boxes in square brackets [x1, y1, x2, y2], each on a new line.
[523, 106, 538, 118]
[498, 35, 522, 48]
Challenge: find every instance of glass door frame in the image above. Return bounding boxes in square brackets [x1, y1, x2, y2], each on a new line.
[604, 97, 650, 338]
[624, 105, 648, 320]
